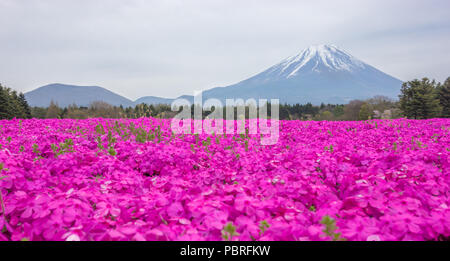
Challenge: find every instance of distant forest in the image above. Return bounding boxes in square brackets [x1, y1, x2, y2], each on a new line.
[1, 77, 449, 121]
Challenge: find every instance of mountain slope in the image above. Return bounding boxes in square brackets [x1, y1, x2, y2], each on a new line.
[134, 96, 175, 105]
[25, 45, 403, 107]
[202, 44, 403, 104]
[25, 84, 134, 107]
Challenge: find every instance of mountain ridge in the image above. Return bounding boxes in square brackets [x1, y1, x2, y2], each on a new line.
[25, 44, 403, 107]
[201, 44, 402, 104]
[25, 83, 135, 108]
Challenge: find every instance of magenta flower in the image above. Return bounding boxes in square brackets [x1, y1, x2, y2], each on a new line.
[0, 118, 448, 241]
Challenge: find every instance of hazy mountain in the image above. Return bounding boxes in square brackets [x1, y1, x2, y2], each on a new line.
[24, 83, 191, 108]
[134, 95, 196, 107]
[25, 45, 403, 107]
[202, 44, 403, 104]
[134, 96, 175, 105]
[25, 84, 134, 107]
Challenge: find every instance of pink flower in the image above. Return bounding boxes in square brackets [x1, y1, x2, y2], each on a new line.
[0, 118, 448, 241]
[166, 202, 184, 219]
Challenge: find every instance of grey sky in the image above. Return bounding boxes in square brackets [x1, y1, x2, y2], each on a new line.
[1, 0, 449, 100]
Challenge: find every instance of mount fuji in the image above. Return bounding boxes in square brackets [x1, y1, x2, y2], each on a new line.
[201, 44, 403, 104]
[25, 44, 403, 107]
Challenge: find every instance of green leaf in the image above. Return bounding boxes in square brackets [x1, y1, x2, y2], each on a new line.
[259, 220, 270, 234]
[108, 146, 117, 156]
[222, 222, 239, 241]
[320, 215, 346, 241]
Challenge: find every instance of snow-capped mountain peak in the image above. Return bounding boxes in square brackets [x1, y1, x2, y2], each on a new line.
[274, 44, 366, 78]
[201, 44, 402, 105]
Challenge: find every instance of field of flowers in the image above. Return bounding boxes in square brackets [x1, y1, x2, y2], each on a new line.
[0, 118, 449, 241]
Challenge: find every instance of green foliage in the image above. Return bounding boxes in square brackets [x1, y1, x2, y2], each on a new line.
[438, 77, 450, 118]
[32, 144, 40, 155]
[399, 78, 442, 119]
[215, 135, 220, 144]
[359, 103, 373, 120]
[96, 136, 104, 150]
[135, 128, 148, 143]
[315, 110, 334, 121]
[0, 162, 7, 176]
[0, 84, 31, 119]
[320, 215, 346, 241]
[222, 222, 239, 241]
[0, 163, 7, 215]
[107, 130, 117, 144]
[51, 139, 74, 157]
[259, 220, 270, 235]
[94, 125, 118, 155]
[108, 146, 117, 156]
[95, 124, 106, 135]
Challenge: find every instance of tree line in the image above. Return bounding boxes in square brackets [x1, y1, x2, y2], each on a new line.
[399, 77, 450, 119]
[26, 99, 397, 121]
[0, 83, 32, 119]
[1, 76, 449, 121]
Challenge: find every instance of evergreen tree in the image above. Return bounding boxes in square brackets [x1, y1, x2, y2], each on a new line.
[359, 103, 373, 120]
[0, 84, 33, 119]
[10, 90, 26, 118]
[438, 77, 450, 118]
[0, 84, 10, 119]
[0, 85, 17, 119]
[399, 78, 441, 119]
[18, 93, 32, 118]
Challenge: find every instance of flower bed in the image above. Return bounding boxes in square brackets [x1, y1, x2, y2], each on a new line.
[0, 118, 449, 241]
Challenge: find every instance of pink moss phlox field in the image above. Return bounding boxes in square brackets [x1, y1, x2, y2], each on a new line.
[0, 118, 449, 241]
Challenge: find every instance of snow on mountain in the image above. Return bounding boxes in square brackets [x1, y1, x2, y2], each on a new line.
[276, 44, 366, 76]
[26, 45, 403, 107]
[202, 44, 403, 104]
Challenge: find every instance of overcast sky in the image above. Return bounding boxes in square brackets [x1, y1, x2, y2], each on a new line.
[1, 0, 449, 100]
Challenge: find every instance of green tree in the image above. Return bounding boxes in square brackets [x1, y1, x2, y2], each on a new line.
[0, 84, 20, 119]
[0, 85, 11, 119]
[399, 78, 441, 119]
[0, 84, 33, 119]
[358, 103, 373, 120]
[31, 107, 48, 119]
[438, 77, 450, 118]
[10, 90, 26, 118]
[18, 93, 32, 118]
[315, 110, 334, 121]
[333, 105, 345, 118]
